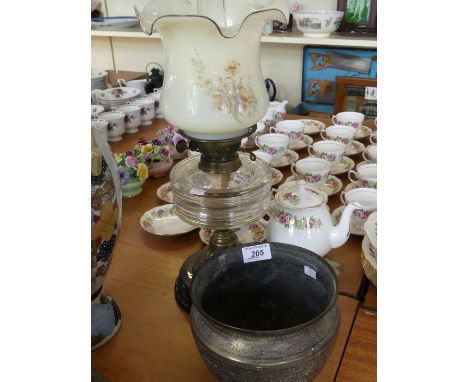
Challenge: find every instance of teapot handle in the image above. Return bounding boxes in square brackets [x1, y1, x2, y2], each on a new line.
[265, 78, 276, 101]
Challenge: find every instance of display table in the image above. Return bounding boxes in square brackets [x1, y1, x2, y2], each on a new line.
[335, 308, 377, 382]
[363, 283, 378, 311]
[91, 114, 377, 381]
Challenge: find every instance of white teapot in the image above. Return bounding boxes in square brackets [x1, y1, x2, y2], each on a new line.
[261, 100, 288, 129]
[265, 180, 361, 257]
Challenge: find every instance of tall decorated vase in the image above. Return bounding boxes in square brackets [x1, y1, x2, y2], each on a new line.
[91, 126, 122, 350]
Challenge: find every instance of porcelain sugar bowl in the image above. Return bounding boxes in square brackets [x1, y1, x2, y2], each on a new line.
[266, 180, 361, 256]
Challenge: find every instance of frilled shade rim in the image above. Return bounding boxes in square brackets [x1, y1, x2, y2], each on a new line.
[134, 7, 289, 38]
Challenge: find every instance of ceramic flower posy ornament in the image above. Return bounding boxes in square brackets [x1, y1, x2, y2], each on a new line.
[134, 0, 289, 140]
[114, 139, 172, 185]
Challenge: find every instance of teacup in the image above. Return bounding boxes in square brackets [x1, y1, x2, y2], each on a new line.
[362, 144, 377, 163]
[253, 150, 272, 165]
[308, 140, 346, 170]
[348, 163, 377, 188]
[340, 187, 377, 231]
[145, 88, 163, 118]
[320, 125, 356, 148]
[114, 104, 142, 134]
[99, 111, 125, 142]
[331, 112, 365, 128]
[369, 131, 377, 144]
[91, 104, 104, 117]
[255, 133, 289, 163]
[91, 118, 109, 141]
[117, 78, 148, 94]
[127, 98, 155, 125]
[291, 157, 330, 189]
[91, 89, 100, 105]
[270, 120, 304, 145]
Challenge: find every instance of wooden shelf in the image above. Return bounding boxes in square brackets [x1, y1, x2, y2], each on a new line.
[91, 28, 377, 48]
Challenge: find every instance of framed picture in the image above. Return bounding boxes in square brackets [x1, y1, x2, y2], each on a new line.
[300, 46, 377, 114]
[337, 0, 377, 35]
[333, 76, 377, 118]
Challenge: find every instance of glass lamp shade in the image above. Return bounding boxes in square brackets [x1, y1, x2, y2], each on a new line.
[135, 0, 289, 140]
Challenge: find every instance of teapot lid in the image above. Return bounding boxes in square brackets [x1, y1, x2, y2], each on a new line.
[276, 180, 327, 209]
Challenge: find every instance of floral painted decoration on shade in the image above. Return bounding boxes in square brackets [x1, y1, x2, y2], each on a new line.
[191, 48, 257, 122]
[282, 192, 300, 205]
[303, 173, 324, 184]
[273, 210, 322, 230]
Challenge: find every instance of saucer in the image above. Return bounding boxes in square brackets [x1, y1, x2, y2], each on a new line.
[283, 175, 342, 196]
[156, 182, 173, 203]
[300, 119, 325, 135]
[330, 156, 355, 175]
[322, 175, 343, 196]
[140, 204, 197, 236]
[354, 125, 372, 140]
[345, 141, 365, 156]
[271, 149, 299, 168]
[199, 220, 267, 245]
[331, 205, 363, 236]
[288, 134, 313, 151]
[271, 168, 283, 186]
[344, 181, 360, 192]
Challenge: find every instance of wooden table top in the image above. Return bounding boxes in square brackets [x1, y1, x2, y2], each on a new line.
[91, 114, 377, 381]
[335, 308, 377, 382]
[363, 283, 377, 311]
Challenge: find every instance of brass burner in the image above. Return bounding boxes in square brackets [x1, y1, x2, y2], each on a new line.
[176, 126, 256, 173]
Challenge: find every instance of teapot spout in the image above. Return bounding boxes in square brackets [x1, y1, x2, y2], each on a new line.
[329, 202, 361, 249]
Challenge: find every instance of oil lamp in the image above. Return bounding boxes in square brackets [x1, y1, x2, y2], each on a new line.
[135, 0, 289, 311]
